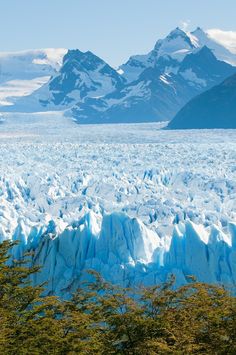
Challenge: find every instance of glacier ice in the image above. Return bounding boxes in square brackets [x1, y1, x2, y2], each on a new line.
[0, 113, 236, 296]
[8, 212, 236, 298]
[0, 49, 67, 106]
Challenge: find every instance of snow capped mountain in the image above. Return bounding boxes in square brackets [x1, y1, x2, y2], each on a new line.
[0, 49, 67, 106]
[1, 27, 236, 123]
[69, 28, 236, 123]
[119, 27, 197, 83]
[2, 49, 125, 112]
[0, 48, 66, 82]
[168, 73, 236, 129]
[38, 49, 125, 109]
[193, 27, 236, 66]
[178, 45, 235, 86]
[71, 45, 236, 123]
[120, 27, 236, 83]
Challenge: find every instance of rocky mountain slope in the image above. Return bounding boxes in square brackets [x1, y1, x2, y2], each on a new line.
[1, 27, 236, 123]
[5, 49, 125, 112]
[168, 73, 236, 129]
[71, 45, 235, 123]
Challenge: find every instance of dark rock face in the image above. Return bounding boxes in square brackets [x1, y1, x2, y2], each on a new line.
[168, 74, 236, 129]
[45, 49, 125, 107]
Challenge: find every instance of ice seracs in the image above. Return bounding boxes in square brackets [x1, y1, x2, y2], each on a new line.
[8, 211, 236, 297]
[1, 119, 236, 296]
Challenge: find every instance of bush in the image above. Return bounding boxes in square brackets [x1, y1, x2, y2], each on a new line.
[0, 241, 235, 354]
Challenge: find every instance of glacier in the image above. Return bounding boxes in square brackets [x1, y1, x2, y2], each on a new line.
[0, 112, 236, 297]
[0, 49, 67, 106]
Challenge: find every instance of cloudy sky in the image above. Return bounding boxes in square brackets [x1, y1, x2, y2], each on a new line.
[0, 0, 236, 67]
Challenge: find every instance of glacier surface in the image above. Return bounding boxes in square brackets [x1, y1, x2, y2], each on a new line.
[0, 112, 236, 296]
[0, 49, 67, 106]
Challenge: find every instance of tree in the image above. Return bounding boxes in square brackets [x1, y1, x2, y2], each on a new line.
[68, 272, 236, 354]
[0, 242, 102, 354]
[0, 240, 235, 354]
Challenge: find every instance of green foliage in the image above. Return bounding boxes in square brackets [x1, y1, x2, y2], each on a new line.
[0, 241, 235, 354]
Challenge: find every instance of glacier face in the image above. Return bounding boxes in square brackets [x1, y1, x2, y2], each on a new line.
[0, 113, 236, 296]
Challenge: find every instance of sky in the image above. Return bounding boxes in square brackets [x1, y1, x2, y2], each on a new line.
[0, 0, 236, 67]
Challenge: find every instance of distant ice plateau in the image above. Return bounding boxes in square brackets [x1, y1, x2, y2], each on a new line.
[0, 113, 236, 297]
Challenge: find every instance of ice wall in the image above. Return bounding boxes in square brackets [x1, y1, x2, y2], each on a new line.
[6, 211, 236, 297]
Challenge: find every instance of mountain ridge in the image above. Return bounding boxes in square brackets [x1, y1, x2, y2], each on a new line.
[168, 72, 236, 129]
[1, 27, 236, 124]
[70, 45, 236, 123]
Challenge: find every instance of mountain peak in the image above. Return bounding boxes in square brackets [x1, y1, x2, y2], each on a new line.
[119, 25, 236, 83]
[166, 27, 190, 41]
[63, 49, 102, 62]
[192, 26, 204, 33]
[63, 49, 83, 64]
[191, 27, 207, 39]
[196, 45, 215, 57]
[190, 28, 236, 66]
[152, 27, 196, 60]
[169, 27, 186, 35]
[62, 49, 106, 74]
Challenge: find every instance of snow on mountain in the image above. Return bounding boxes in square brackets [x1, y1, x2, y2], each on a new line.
[120, 27, 236, 83]
[0, 77, 50, 106]
[71, 45, 236, 123]
[119, 27, 197, 83]
[2, 49, 125, 112]
[43, 49, 125, 107]
[206, 29, 236, 55]
[196, 28, 236, 66]
[0, 49, 67, 106]
[0, 48, 66, 80]
[68, 28, 236, 123]
[1, 27, 236, 122]
[1, 114, 236, 296]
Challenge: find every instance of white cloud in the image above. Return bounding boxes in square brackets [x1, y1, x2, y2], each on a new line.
[180, 20, 191, 32]
[207, 29, 236, 54]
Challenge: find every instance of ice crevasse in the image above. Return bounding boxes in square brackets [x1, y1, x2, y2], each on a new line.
[3, 211, 236, 297]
